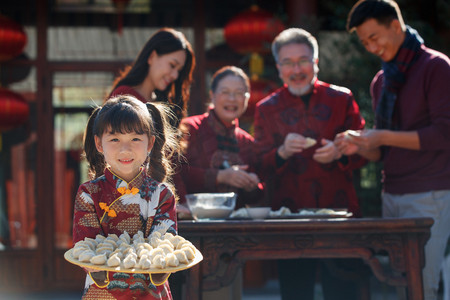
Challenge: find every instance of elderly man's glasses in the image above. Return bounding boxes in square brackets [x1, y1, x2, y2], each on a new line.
[278, 59, 314, 69]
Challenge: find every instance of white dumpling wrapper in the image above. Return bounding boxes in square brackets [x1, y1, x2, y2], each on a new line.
[173, 249, 189, 264]
[73, 245, 89, 259]
[123, 254, 136, 269]
[138, 255, 152, 270]
[107, 233, 119, 242]
[152, 254, 166, 269]
[159, 244, 174, 255]
[95, 234, 106, 243]
[119, 231, 131, 244]
[107, 253, 121, 267]
[169, 235, 185, 248]
[165, 252, 179, 267]
[90, 253, 107, 265]
[78, 250, 96, 262]
[181, 247, 195, 260]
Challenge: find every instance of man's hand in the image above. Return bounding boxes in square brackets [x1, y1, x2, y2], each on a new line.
[313, 139, 341, 163]
[278, 133, 312, 159]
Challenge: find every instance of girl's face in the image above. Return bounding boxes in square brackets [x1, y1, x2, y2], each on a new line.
[210, 75, 249, 125]
[146, 50, 187, 92]
[95, 129, 155, 182]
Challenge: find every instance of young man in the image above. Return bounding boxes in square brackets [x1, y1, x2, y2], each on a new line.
[341, 1, 450, 299]
[253, 28, 367, 300]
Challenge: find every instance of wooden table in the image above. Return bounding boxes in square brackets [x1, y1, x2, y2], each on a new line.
[178, 217, 433, 300]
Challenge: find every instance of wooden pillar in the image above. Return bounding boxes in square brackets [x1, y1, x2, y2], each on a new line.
[36, 0, 54, 289]
[191, 0, 206, 116]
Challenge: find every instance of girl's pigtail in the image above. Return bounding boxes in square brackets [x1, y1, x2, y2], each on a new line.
[146, 103, 179, 196]
[83, 107, 106, 179]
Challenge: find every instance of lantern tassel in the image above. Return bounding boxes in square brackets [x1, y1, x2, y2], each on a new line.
[249, 52, 264, 80]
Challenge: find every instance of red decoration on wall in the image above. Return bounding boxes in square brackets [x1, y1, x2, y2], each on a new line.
[224, 5, 285, 55]
[0, 88, 30, 130]
[111, 0, 131, 34]
[0, 14, 27, 62]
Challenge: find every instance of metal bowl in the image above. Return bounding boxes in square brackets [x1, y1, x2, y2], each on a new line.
[185, 193, 237, 220]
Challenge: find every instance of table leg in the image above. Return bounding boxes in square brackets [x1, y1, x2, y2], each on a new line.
[404, 234, 424, 300]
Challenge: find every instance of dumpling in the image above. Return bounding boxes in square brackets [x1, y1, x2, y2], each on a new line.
[119, 243, 132, 252]
[181, 246, 195, 260]
[149, 236, 161, 248]
[107, 253, 121, 267]
[103, 239, 118, 249]
[95, 248, 112, 257]
[90, 253, 107, 265]
[168, 235, 185, 248]
[136, 242, 152, 251]
[159, 239, 174, 250]
[138, 248, 151, 259]
[123, 254, 136, 269]
[149, 248, 164, 258]
[133, 231, 144, 241]
[78, 249, 96, 262]
[165, 252, 179, 267]
[176, 240, 193, 250]
[74, 240, 89, 248]
[159, 244, 173, 255]
[151, 254, 166, 269]
[162, 232, 175, 241]
[96, 243, 114, 251]
[107, 233, 119, 242]
[138, 255, 152, 270]
[132, 236, 145, 246]
[83, 239, 97, 250]
[95, 234, 106, 243]
[110, 249, 124, 260]
[73, 245, 89, 259]
[119, 231, 131, 244]
[148, 231, 162, 241]
[173, 249, 189, 264]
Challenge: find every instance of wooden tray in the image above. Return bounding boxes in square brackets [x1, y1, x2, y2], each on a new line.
[64, 248, 203, 274]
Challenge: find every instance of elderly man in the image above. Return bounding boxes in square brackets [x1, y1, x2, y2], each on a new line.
[253, 28, 367, 300]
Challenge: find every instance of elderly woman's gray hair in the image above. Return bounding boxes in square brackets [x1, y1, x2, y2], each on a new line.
[271, 28, 319, 63]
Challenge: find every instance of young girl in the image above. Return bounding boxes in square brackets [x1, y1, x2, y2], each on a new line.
[109, 28, 196, 128]
[72, 95, 179, 299]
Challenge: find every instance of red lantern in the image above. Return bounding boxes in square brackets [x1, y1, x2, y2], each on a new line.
[0, 14, 27, 62]
[243, 79, 278, 119]
[0, 88, 30, 130]
[224, 5, 285, 55]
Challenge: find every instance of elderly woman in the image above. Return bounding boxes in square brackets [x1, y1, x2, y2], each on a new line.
[178, 66, 262, 203]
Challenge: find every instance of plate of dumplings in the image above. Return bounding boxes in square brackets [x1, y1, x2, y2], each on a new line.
[64, 231, 203, 274]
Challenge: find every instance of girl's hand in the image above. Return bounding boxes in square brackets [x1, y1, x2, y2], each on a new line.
[150, 273, 171, 286]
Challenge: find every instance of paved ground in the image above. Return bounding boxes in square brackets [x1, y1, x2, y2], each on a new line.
[0, 276, 443, 300]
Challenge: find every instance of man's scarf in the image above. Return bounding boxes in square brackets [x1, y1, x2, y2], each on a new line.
[376, 26, 424, 130]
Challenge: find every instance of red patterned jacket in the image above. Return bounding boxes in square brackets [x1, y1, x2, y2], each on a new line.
[72, 167, 176, 299]
[254, 80, 366, 216]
